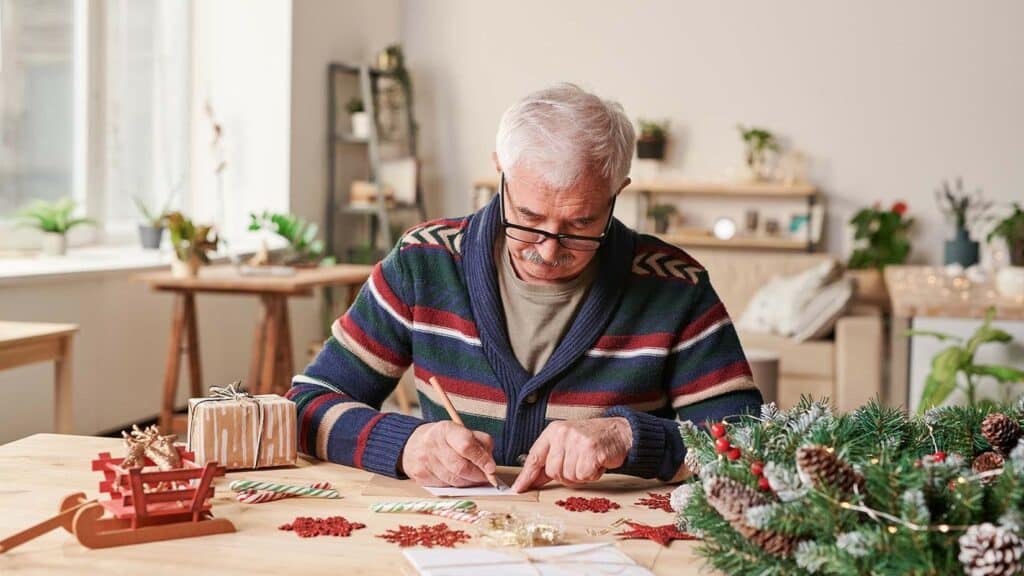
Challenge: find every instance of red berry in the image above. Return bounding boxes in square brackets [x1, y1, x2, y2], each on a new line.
[892, 201, 908, 216]
[710, 423, 727, 438]
[727, 447, 742, 461]
[758, 477, 771, 491]
[933, 451, 946, 462]
[751, 461, 764, 476]
[715, 437, 731, 453]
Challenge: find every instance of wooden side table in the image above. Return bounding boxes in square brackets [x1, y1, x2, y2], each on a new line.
[0, 322, 78, 433]
[137, 264, 374, 433]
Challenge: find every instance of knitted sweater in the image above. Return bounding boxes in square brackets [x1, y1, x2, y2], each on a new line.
[287, 195, 762, 480]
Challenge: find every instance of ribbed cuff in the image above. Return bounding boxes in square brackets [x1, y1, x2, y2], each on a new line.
[360, 413, 426, 479]
[604, 406, 681, 480]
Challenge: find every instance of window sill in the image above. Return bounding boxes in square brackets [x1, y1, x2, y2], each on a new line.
[0, 237, 284, 285]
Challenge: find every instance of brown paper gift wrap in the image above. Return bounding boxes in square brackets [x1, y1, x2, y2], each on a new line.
[187, 394, 297, 470]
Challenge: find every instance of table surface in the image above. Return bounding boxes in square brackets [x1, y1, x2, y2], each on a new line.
[136, 264, 375, 295]
[0, 322, 78, 348]
[0, 434, 709, 575]
[885, 265, 1024, 320]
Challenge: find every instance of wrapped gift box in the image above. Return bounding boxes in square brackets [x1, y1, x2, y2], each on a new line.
[187, 393, 297, 470]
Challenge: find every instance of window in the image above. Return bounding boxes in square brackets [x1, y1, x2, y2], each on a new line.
[0, 0, 190, 246]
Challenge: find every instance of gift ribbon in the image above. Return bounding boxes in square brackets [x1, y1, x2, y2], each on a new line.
[186, 381, 265, 469]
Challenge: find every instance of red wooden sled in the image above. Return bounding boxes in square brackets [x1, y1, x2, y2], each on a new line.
[68, 446, 235, 548]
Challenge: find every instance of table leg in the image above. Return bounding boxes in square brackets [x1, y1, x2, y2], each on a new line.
[160, 295, 187, 433]
[247, 306, 269, 392]
[184, 294, 202, 398]
[889, 315, 911, 410]
[53, 335, 74, 433]
[259, 296, 281, 396]
[277, 298, 295, 396]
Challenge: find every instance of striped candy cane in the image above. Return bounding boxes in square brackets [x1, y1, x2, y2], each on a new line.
[228, 479, 341, 499]
[427, 508, 490, 524]
[369, 499, 477, 514]
[236, 482, 334, 504]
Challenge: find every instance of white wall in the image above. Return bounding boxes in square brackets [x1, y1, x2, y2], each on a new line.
[402, 0, 1024, 263]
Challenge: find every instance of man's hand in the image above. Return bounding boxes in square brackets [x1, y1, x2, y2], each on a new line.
[511, 417, 633, 492]
[400, 421, 497, 487]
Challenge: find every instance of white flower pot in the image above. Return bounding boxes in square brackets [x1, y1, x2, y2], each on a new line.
[995, 266, 1024, 297]
[350, 112, 370, 138]
[41, 232, 67, 256]
[171, 258, 201, 278]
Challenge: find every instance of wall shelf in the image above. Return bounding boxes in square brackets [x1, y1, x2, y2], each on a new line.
[657, 232, 808, 251]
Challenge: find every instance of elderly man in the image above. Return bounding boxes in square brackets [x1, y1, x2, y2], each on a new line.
[287, 83, 762, 492]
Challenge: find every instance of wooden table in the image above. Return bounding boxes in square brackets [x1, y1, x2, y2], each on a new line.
[0, 323, 78, 433]
[137, 265, 373, 433]
[0, 434, 709, 575]
[885, 266, 1024, 409]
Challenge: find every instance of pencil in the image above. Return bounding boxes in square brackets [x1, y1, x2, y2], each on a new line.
[428, 376, 505, 490]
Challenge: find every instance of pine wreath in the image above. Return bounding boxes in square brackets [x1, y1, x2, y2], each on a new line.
[676, 397, 1024, 575]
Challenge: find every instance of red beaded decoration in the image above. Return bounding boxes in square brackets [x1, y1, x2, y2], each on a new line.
[616, 521, 699, 546]
[376, 523, 471, 548]
[555, 496, 621, 513]
[278, 516, 366, 538]
[634, 492, 674, 513]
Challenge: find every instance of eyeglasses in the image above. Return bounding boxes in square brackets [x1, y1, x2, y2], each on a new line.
[499, 172, 616, 252]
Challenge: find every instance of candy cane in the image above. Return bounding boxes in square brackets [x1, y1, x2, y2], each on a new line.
[427, 508, 490, 524]
[228, 479, 340, 499]
[369, 499, 476, 514]
[236, 482, 334, 504]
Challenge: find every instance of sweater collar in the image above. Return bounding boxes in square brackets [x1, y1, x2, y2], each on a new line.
[464, 193, 636, 394]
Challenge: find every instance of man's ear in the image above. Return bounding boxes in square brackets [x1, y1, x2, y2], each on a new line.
[616, 177, 631, 196]
[491, 152, 501, 174]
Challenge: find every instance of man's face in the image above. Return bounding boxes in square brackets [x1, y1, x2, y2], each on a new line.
[502, 166, 615, 285]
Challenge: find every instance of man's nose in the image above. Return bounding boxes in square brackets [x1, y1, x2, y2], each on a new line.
[535, 236, 561, 263]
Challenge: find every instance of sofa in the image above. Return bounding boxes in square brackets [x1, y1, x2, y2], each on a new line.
[689, 248, 884, 412]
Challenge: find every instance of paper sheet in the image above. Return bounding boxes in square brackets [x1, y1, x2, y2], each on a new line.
[403, 542, 654, 576]
[363, 469, 539, 502]
[423, 484, 518, 497]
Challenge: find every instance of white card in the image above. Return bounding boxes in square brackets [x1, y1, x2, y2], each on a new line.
[403, 542, 653, 576]
[423, 484, 517, 497]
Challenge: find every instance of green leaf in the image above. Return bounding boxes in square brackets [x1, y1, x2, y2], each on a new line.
[905, 329, 962, 342]
[968, 364, 1024, 384]
[917, 347, 967, 413]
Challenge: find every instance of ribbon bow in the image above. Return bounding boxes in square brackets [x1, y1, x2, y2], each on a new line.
[187, 380, 266, 469]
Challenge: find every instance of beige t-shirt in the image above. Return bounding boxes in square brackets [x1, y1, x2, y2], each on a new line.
[496, 238, 597, 375]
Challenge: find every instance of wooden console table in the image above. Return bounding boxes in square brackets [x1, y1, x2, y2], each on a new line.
[0, 322, 78, 433]
[0, 433, 707, 575]
[137, 264, 373, 433]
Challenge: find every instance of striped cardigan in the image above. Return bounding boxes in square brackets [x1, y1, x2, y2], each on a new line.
[287, 195, 762, 480]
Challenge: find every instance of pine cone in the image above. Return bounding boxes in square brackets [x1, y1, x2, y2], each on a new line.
[796, 445, 865, 495]
[683, 451, 702, 478]
[973, 451, 1005, 474]
[704, 476, 799, 557]
[982, 413, 1022, 456]
[959, 523, 1024, 576]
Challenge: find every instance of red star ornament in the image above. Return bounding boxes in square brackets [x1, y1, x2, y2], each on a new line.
[615, 521, 698, 546]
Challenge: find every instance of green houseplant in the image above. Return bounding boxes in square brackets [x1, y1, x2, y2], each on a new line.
[165, 211, 218, 277]
[737, 125, 779, 181]
[347, 97, 369, 139]
[988, 203, 1024, 267]
[647, 203, 678, 234]
[247, 211, 333, 266]
[16, 197, 94, 256]
[133, 195, 175, 250]
[636, 119, 669, 160]
[911, 307, 1024, 412]
[846, 201, 913, 311]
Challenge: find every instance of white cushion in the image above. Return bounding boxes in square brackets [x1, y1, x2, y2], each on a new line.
[737, 259, 840, 336]
[791, 277, 854, 342]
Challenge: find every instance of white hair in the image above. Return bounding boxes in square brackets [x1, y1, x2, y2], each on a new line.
[495, 83, 635, 193]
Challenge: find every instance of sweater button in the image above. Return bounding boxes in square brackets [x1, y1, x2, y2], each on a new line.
[524, 392, 539, 405]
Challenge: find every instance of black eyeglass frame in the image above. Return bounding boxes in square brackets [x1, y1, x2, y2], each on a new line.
[498, 172, 617, 252]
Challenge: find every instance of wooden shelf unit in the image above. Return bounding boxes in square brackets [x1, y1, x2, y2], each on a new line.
[657, 232, 808, 251]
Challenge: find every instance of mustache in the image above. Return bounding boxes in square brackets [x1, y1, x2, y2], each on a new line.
[520, 249, 575, 268]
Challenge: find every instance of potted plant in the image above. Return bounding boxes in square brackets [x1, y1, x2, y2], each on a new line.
[988, 203, 1024, 267]
[737, 125, 780, 182]
[911, 306, 1024, 412]
[636, 120, 669, 160]
[16, 197, 94, 256]
[133, 196, 174, 250]
[165, 211, 218, 278]
[347, 97, 369, 138]
[647, 203, 677, 234]
[936, 177, 990, 267]
[846, 201, 913, 310]
[248, 211, 334, 267]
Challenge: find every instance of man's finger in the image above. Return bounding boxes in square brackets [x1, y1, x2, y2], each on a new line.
[432, 450, 484, 487]
[512, 437, 550, 493]
[447, 428, 496, 475]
